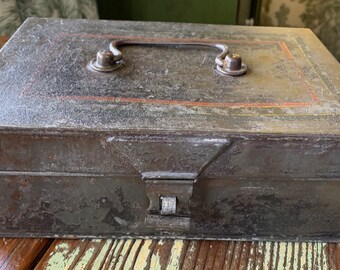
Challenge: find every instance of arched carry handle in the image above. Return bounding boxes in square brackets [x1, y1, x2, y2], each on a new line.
[88, 39, 247, 76]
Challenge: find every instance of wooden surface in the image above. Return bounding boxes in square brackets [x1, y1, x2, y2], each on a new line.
[0, 238, 52, 270]
[0, 239, 339, 269]
[0, 36, 9, 48]
[35, 239, 340, 270]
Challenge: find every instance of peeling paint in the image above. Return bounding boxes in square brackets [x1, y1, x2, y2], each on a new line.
[91, 239, 113, 269]
[45, 243, 80, 270]
[115, 240, 134, 269]
[73, 246, 96, 270]
[277, 242, 287, 269]
[107, 240, 125, 269]
[246, 242, 256, 270]
[124, 239, 143, 269]
[2, 238, 336, 269]
[101, 240, 119, 268]
[300, 242, 307, 269]
[166, 240, 185, 270]
[149, 239, 164, 270]
[286, 242, 294, 269]
[134, 240, 153, 270]
[272, 242, 278, 269]
[263, 242, 271, 270]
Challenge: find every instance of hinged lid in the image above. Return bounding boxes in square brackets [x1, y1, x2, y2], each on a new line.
[0, 18, 339, 135]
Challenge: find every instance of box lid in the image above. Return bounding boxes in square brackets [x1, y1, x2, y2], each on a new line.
[0, 18, 339, 135]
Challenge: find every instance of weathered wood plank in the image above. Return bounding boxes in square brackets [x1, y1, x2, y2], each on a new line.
[166, 240, 189, 269]
[212, 241, 229, 270]
[33, 239, 340, 269]
[35, 239, 102, 269]
[0, 36, 9, 48]
[0, 238, 51, 270]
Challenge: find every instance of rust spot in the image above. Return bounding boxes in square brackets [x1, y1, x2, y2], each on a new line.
[18, 178, 30, 187]
[11, 190, 21, 201]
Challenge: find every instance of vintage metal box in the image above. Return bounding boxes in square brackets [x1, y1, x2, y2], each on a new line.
[0, 18, 339, 241]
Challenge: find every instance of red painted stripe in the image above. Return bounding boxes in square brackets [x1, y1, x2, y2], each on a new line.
[279, 42, 293, 60]
[279, 42, 320, 103]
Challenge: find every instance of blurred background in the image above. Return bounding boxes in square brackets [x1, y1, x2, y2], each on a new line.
[0, 0, 339, 61]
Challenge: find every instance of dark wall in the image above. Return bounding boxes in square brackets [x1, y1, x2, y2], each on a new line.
[97, 0, 239, 25]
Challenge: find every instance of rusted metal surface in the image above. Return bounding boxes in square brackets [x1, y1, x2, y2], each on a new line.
[0, 18, 339, 134]
[0, 18, 339, 240]
[0, 133, 339, 240]
[32, 239, 340, 269]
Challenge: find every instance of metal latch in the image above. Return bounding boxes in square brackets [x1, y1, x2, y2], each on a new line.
[160, 196, 177, 215]
[107, 135, 231, 231]
[144, 179, 194, 231]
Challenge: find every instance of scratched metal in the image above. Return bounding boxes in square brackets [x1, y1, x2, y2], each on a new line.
[0, 18, 339, 240]
[0, 18, 339, 134]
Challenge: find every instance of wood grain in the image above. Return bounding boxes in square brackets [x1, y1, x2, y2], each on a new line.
[33, 239, 340, 270]
[0, 36, 9, 48]
[0, 238, 52, 270]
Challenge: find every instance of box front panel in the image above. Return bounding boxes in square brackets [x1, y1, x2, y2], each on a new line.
[1, 174, 340, 240]
[0, 132, 339, 240]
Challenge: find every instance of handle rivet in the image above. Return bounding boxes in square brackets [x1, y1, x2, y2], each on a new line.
[216, 52, 247, 76]
[96, 50, 115, 68]
[225, 53, 242, 71]
[88, 49, 122, 72]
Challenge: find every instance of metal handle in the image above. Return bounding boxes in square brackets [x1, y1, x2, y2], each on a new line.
[88, 39, 247, 76]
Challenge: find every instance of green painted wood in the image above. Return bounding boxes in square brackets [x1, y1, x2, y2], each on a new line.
[34, 239, 340, 269]
[97, 0, 238, 25]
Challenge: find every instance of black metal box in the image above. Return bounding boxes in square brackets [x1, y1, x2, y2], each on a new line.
[0, 18, 339, 241]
